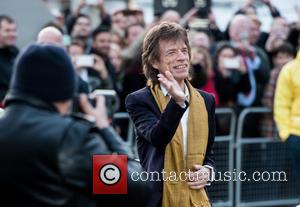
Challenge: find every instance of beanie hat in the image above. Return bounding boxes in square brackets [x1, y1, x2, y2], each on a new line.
[10, 43, 76, 103]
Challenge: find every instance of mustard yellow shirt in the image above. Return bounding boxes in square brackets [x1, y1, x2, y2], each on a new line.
[274, 51, 300, 141]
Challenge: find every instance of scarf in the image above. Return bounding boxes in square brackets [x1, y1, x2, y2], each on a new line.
[150, 80, 211, 207]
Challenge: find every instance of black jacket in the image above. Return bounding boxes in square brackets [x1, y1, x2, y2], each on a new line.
[0, 92, 150, 207]
[0, 46, 18, 101]
[125, 86, 216, 207]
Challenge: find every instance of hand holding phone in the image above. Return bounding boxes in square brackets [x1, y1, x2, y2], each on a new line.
[76, 55, 94, 68]
[223, 57, 240, 69]
[79, 94, 109, 128]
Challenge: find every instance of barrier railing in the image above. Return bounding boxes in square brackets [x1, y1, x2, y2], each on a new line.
[209, 108, 236, 207]
[113, 112, 137, 157]
[235, 107, 300, 207]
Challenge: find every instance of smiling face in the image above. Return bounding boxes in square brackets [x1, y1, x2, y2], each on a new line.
[152, 39, 190, 83]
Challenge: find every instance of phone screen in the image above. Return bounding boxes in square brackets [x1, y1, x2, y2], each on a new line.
[76, 55, 94, 68]
[223, 57, 240, 69]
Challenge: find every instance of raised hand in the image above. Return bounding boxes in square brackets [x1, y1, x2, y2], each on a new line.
[79, 94, 109, 128]
[157, 71, 186, 107]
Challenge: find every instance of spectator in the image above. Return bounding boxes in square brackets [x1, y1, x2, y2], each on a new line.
[261, 43, 295, 138]
[160, 10, 181, 23]
[213, 42, 250, 107]
[67, 40, 90, 94]
[265, 17, 290, 53]
[189, 31, 211, 50]
[0, 15, 18, 106]
[91, 26, 116, 89]
[70, 14, 92, 51]
[228, 14, 270, 107]
[68, 39, 112, 91]
[37, 26, 63, 45]
[249, 15, 262, 46]
[0, 43, 150, 207]
[112, 10, 128, 31]
[274, 49, 300, 188]
[111, 28, 124, 47]
[124, 23, 144, 48]
[190, 46, 219, 105]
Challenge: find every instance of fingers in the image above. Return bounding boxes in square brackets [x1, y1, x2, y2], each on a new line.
[157, 73, 172, 91]
[165, 70, 175, 82]
[95, 95, 106, 109]
[79, 94, 94, 115]
[187, 181, 206, 190]
[193, 164, 203, 171]
[93, 95, 109, 128]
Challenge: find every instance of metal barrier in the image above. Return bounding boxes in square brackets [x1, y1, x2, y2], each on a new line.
[112, 112, 137, 157]
[113, 112, 134, 144]
[209, 108, 236, 207]
[235, 107, 300, 207]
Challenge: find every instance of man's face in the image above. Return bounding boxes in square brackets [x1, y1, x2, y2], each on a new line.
[126, 25, 144, 46]
[72, 17, 91, 38]
[112, 12, 127, 30]
[0, 20, 17, 47]
[153, 39, 190, 82]
[249, 21, 260, 45]
[93, 32, 111, 57]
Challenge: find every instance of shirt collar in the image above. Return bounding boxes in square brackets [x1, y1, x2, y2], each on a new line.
[160, 82, 190, 101]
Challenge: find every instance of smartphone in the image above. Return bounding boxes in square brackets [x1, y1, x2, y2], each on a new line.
[188, 18, 209, 29]
[76, 55, 94, 68]
[223, 57, 240, 69]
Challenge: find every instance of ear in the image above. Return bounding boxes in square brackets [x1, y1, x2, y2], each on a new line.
[151, 60, 159, 70]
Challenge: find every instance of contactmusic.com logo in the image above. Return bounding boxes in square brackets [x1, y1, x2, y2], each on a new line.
[93, 155, 128, 194]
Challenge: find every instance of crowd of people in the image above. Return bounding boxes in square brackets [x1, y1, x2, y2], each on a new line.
[0, 0, 300, 206]
[2, 0, 300, 137]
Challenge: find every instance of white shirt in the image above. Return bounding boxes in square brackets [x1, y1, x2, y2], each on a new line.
[160, 84, 189, 159]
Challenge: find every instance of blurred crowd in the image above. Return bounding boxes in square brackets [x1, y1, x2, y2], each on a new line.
[1, 0, 300, 137]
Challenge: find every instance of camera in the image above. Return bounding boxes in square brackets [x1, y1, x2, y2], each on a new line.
[72, 89, 120, 118]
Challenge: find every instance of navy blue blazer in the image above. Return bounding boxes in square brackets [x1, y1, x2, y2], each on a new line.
[125, 86, 216, 207]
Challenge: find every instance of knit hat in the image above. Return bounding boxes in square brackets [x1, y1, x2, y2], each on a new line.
[10, 43, 76, 103]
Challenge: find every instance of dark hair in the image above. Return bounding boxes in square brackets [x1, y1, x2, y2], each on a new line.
[68, 14, 90, 35]
[213, 41, 238, 69]
[142, 22, 191, 85]
[0, 15, 15, 28]
[92, 26, 111, 40]
[68, 39, 85, 50]
[271, 42, 296, 57]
